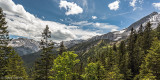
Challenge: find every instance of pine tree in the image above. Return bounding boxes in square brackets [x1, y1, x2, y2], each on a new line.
[136, 38, 160, 80]
[113, 43, 117, 52]
[34, 25, 54, 80]
[156, 23, 160, 40]
[118, 41, 132, 80]
[50, 51, 80, 80]
[59, 41, 66, 55]
[138, 24, 143, 35]
[0, 7, 12, 78]
[127, 27, 138, 78]
[142, 22, 153, 54]
[4, 49, 28, 79]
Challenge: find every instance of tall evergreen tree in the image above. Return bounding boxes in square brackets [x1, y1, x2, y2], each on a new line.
[118, 41, 132, 80]
[59, 41, 66, 55]
[113, 43, 117, 52]
[135, 38, 160, 80]
[0, 7, 12, 78]
[127, 27, 138, 78]
[34, 25, 54, 80]
[156, 23, 160, 40]
[4, 49, 28, 79]
[138, 24, 143, 35]
[142, 22, 153, 54]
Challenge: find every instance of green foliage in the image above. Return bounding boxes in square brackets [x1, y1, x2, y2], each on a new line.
[156, 24, 160, 40]
[106, 65, 124, 80]
[142, 22, 153, 54]
[82, 61, 105, 80]
[118, 41, 132, 80]
[4, 49, 28, 79]
[50, 51, 80, 80]
[136, 38, 160, 79]
[34, 25, 55, 80]
[59, 41, 66, 55]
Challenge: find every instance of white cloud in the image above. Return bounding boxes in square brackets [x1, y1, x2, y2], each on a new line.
[59, 0, 83, 15]
[130, 0, 143, 11]
[108, 0, 120, 11]
[72, 21, 119, 32]
[130, 0, 137, 10]
[153, 3, 160, 10]
[92, 16, 97, 19]
[0, 0, 99, 42]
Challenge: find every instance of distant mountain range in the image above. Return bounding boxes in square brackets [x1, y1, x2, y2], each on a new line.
[7, 12, 160, 56]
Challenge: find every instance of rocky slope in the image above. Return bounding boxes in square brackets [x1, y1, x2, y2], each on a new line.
[87, 12, 160, 42]
[8, 38, 40, 56]
[9, 12, 160, 56]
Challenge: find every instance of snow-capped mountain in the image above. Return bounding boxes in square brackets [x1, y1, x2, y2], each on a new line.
[86, 12, 160, 42]
[8, 38, 40, 56]
[7, 12, 160, 56]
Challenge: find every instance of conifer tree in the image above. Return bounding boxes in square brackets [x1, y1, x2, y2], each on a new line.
[59, 41, 66, 55]
[138, 24, 143, 35]
[136, 38, 160, 80]
[0, 7, 12, 78]
[34, 25, 54, 80]
[118, 41, 132, 80]
[156, 23, 160, 40]
[142, 22, 153, 54]
[127, 27, 139, 78]
[4, 49, 28, 79]
[113, 43, 117, 52]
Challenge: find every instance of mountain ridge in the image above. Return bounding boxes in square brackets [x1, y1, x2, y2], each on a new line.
[8, 12, 160, 56]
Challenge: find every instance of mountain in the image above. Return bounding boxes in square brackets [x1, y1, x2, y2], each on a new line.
[8, 38, 40, 56]
[65, 12, 160, 49]
[10, 12, 160, 57]
[86, 12, 160, 42]
[20, 12, 160, 68]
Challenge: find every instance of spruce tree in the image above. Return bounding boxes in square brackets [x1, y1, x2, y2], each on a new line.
[4, 49, 28, 79]
[59, 41, 66, 55]
[113, 43, 117, 52]
[34, 25, 54, 80]
[142, 22, 153, 54]
[127, 27, 138, 78]
[156, 23, 160, 40]
[0, 7, 12, 78]
[138, 24, 143, 35]
[136, 38, 160, 80]
[118, 41, 132, 80]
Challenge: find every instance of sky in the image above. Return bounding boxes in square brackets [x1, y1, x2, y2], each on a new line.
[0, 0, 160, 42]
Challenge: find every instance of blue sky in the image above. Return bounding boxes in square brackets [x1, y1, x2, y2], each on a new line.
[0, 0, 160, 42]
[12, 0, 160, 30]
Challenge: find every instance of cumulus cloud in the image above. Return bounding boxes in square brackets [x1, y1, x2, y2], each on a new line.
[153, 3, 160, 10]
[0, 0, 99, 42]
[92, 16, 97, 19]
[59, 0, 83, 15]
[108, 0, 120, 11]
